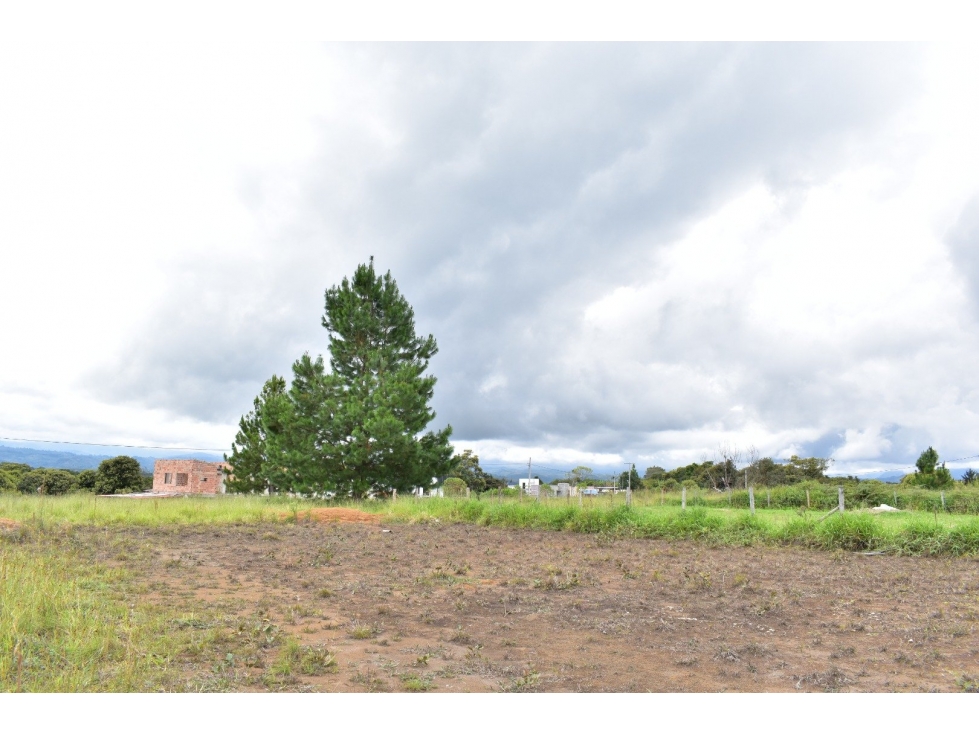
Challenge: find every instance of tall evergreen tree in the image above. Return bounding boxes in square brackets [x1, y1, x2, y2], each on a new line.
[228, 260, 453, 498]
[226, 375, 287, 493]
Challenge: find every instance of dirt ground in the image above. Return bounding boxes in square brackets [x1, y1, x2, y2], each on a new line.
[91, 519, 979, 692]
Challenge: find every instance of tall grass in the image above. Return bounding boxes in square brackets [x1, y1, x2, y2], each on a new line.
[4, 490, 979, 555]
[0, 537, 172, 691]
[375, 496, 979, 556]
[646, 481, 979, 514]
[0, 493, 292, 526]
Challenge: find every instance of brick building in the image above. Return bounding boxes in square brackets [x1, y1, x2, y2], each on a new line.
[152, 459, 228, 494]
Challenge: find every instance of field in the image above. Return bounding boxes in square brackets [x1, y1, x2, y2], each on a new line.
[3, 494, 979, 692]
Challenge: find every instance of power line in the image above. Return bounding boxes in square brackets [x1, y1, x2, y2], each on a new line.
[0, 435, 226, 453]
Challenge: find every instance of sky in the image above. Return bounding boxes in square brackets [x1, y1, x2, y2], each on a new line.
[3, 29, 979, 477]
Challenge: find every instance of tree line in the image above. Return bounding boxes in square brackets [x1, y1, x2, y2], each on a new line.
[0, 456, 150, 495]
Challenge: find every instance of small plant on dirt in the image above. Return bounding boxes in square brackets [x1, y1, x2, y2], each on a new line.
[534, 571, 580, 591]
[414, 654, 431, 667]
[315, 546, 335, 565]
[300, 647, 338, 676]
[351, 667, 388, 692]
[246, 619, 280, 648]
[956, 674, 979, 692]
[317, 588, 334, 598]
[267, 638, 336, 678]
[350, 624, 378, 640]
[503, 669, 541, 692]
[716, 648, 741, 663]
[400, 673, 434, 691]
[450, 627, 474, 645]
[211, 652, 236, 675]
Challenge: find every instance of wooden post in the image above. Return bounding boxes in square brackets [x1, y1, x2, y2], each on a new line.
[393, 487, 397, 503]
[941, 491, 946, 512]
[660, 485, 664, 506]
[767, 489, 771, 508]
[838, 485, 845, 513]
[806, 488, 810, 509]
[578, 486, 583, 509]
[682, 484, 687, 510]
[817, 506, 839, 523]
[748, 483, 755, 515]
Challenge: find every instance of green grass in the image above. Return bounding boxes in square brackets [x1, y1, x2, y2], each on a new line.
[4, 489, 979, 556]
[0, 535, 175, 691]
[372, 495, 979, 556]
[0, 493, 296, 527]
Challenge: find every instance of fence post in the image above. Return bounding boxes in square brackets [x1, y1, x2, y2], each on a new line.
[806, 488, 810, 509]
[748, 484, 755, 515]
[941, 490, 946, 512]
[767, 489, 771, 508]
[681, 484, 687, 510]
[838, 485, 845, 513]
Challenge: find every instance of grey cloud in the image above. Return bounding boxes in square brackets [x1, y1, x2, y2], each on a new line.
[947, 194, 979, 315]
[95, 43, 944, 464]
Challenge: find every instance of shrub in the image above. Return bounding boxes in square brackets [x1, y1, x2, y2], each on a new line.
[17, 469, 77, 495]
[95, 456, 143, 495]
[76, 470, 98, 492]
[441, 477, 468, 497]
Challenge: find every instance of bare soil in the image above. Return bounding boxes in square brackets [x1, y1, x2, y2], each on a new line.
[89, 520, 979, 692]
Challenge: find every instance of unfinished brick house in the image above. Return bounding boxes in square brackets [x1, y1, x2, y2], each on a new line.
[152, 459, 229, 494]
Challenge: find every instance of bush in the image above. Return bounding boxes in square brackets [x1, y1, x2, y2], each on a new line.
[16, 468, 77, 495]
[76, 470, 98, 492]
[95, 456, 143, 495]
[441, 477, 468, 497]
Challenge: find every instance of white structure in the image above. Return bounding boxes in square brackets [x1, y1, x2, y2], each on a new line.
[519, 477, 541, 495]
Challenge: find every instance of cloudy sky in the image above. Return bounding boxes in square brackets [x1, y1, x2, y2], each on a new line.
[3, 34, 979, 476]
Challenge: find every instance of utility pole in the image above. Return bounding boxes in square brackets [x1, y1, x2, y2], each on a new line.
[623, 462, 633, 507]
[529, 457, 536, 503]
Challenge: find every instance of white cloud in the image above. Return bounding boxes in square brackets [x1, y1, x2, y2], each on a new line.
[4, 42, 979, 474]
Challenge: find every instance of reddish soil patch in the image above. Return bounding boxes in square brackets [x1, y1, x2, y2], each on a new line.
[301, 508, 380, 524]
[0, 517, 22, 530]
[88, 522, 979, 692]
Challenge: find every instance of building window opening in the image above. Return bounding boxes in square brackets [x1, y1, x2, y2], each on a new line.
[175, 473, 188, 487]
[164, 473, 172, 485]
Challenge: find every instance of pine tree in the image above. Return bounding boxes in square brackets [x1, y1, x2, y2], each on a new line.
[228, 260, 453, 498]
[226, 375, 287, 493]
[313, 259, 453, 497]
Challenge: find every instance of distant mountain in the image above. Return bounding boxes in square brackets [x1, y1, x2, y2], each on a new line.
[0, 445, 223, 473]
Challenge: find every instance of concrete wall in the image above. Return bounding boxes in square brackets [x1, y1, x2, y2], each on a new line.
[152, 459, 228, 494]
